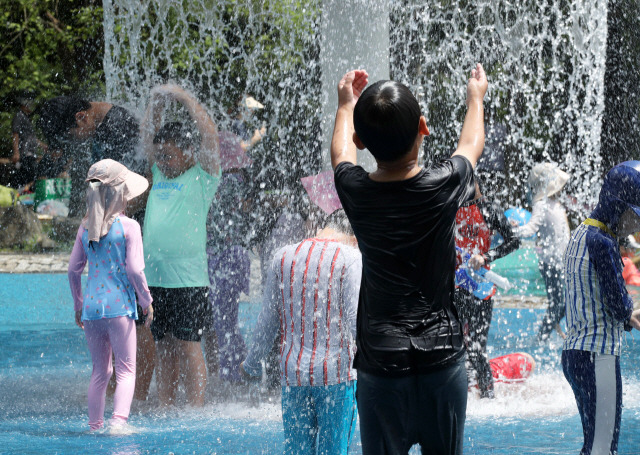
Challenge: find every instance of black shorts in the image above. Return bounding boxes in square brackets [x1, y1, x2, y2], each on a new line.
[149, 286, 209, 342]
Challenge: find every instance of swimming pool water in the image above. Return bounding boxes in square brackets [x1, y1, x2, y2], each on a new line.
[2, 273, 640, 454]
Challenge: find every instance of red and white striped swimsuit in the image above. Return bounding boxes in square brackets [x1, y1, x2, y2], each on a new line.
[245, 238, 361, 386]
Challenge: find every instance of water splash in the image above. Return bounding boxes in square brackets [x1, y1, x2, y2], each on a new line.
[390, 0, 608, 214]
[104, 0, 324, 197]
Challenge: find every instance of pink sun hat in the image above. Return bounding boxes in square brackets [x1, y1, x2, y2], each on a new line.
[85, 158, 148, 201]
[301, 170, 342, 215]
[219, 130, 253, 170]
[83, 159, 149, 242]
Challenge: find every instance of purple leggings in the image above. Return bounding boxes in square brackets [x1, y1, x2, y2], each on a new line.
[208, 245, 250, 382]
[84, 316, 136, 430]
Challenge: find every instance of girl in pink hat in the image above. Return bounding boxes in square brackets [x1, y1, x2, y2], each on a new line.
[68, 159, 154, 431]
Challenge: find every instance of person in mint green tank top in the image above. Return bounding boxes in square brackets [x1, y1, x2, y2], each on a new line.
[140, 84, 222, 407]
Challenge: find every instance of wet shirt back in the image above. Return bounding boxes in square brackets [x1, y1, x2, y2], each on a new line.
[334, 156, 475, 376]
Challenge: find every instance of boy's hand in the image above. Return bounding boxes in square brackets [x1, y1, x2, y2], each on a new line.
[152, 83, 184, 97]
[143, 304, 154, 328]
[337, 70, 369, 110]
[629, 308, 640, 331]
[466, 63, 488, 106]
[468, 254, 486, 270]
[150, 84, 190, 106]
[75, 310, 84, 330]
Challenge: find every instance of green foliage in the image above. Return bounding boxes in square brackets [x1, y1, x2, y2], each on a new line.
[0, 0, 104, 156]
[106, 0, 323, 192]
[0, 0, 322, 189]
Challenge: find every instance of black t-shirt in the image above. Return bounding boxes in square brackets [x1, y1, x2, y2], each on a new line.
[334, 156, 475, 376]
[92, 105, 144, 173]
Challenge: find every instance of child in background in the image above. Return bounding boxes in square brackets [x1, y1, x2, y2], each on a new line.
[203, 102, 260, 384]
[562, 161, 640, 455]
[331, 64, 487, 455]
[513, 162, 570, 341]
[68, 159, 153, 431]
[140, 84, 221, 406]
[204, 166, 252, 384]
[241, 209, 361, 455]
[454, 181, 520, 398]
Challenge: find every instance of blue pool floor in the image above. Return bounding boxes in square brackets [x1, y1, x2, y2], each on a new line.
[2, 274, 640, 454]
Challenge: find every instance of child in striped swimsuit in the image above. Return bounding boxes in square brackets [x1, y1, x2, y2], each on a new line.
[562, 161, 640, 455]
[242, 209, 361, 454]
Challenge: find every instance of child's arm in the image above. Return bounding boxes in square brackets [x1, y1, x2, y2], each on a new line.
[343, 254, 362, 340]
[481, 199, 521, 263]
[157, 84, 221, 176]
[140, 90, 167, 169]
[121, 218, 154, 327]
[242, 253, 282, 377]
[513, 199, 545, 238]
[331, 70, 369, 169]
[452, 63, 488, 168]
[68, 226, 87, 329]
[590, 235, 636, 326]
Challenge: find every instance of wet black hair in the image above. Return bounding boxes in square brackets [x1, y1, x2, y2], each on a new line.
[324, 209, 354, 236]
[38, 96, 91, 144]
[153, 121, 200, 150]
[353, 80, 421, 162]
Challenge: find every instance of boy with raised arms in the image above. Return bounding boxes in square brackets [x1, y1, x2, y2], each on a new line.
[331, 65, 487, 454]
[140, 84, 222, 406]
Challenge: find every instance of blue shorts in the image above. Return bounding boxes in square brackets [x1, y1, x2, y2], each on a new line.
[281, 381, 357, 455]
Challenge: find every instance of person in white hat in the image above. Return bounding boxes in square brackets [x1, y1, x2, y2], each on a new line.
[513, 162, 571, 341]
[67, 159, 153, 431]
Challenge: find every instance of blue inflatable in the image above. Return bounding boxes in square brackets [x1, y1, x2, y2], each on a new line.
[504, 207, 532, 226]
[491, 207, 534, 248]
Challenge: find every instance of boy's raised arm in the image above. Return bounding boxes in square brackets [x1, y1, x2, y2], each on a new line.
[162, 84, 221, 176]
[140, 90, 166, 169]
[331, 70, 369, 169]
[452, 63, 488, 168]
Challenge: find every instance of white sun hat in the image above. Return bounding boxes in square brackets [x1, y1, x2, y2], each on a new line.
[85, 159, 149, 201]
[529, 162, 570, 202]
[243, 96, 264, 110]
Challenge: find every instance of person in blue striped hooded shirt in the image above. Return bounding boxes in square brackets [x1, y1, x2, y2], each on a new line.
[562, 160, 640, 455]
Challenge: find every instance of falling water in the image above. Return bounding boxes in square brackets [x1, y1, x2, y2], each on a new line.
[319, 0, 390, 171]
[103, 0, 324, 194]
[104, 0, 608, 216]
[390, 0, 608, 215]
